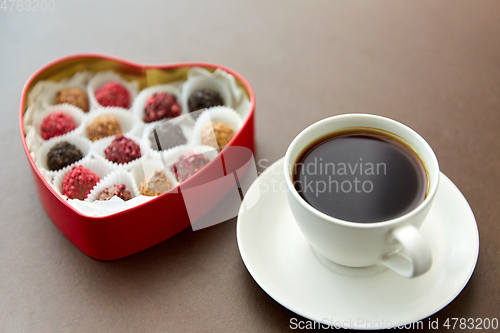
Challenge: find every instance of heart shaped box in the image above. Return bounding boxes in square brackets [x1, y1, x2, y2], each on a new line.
[19, 54, 255, 260]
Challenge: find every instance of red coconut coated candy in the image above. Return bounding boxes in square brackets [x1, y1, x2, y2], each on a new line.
[143, 92, 181, 123]
[95, 82, 130, 108]
[40, 111, 77, 140]
[104, 135, 141, 164]
[62, 165, 100, 200]
[171, 152, 210, 183]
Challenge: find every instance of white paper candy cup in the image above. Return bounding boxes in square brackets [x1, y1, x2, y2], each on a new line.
[92, 134, 143, 170]
[185, 67, 253, 123]
[36, 71, 93, 111]
[140, 115, 194, 160]
[32, 104, 85, 142]
[53, 157, 113, 200]
[132, 84, 186, 123]
[162, 144, 219, 183]
[82, 107, 136, 142]
[191, 106, 243, 149]
[181, 75, 233, 116]
[85, 169, 139, 202]
[36, 133, 92, 178]
[130, 158, 178, 197]
[87, 71, 138, 110]
[39, 84, 89, 112]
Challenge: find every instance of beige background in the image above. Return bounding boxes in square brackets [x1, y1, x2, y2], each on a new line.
[1, 1, 499, 331]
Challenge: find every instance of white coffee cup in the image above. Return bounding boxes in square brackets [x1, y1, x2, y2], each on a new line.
[283, 114, 439, 278]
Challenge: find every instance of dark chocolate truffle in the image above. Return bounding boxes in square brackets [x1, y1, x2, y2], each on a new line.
[200, 121, 234, 150]
[139, 170, 173, 196]
[98, 184, 132, 201]
[104, 135, 141, 164]
[95, 82, 130, 108]
[86, 115, 122, 142]
[62, 165, 100, 200]
[40, 111, 77, 140]
[188, 88, 224, 118]
[47, 141, 84, 171]
[55, 87, 89, 112]
[149, 122, 187, 151]
[143, 92, 181, 123]
[171, 152, 210, 183]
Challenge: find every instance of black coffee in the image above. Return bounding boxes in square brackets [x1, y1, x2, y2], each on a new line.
[293, 129, 427, 223]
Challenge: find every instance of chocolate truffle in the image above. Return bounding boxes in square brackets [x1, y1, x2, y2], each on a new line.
[98, 184, 132, 201]
[62, 165, 100, 200]
[95, 82, 130, 108]
[47, 141, 84, 171]
[188, 88, 224, 118]
[104, 135, 141, 164]
[139, 170, 173, 196]
[149, 122, 187, 151]
[171, 152, 210, 183]
[86, 115, 122, 142]
[40, 111, 77, 140]
[55, 87, 89, 112]
[143, 92, 181, 123]
[200, 121, 235, 150]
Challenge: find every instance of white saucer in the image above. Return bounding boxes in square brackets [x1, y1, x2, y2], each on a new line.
[236, 158, 479, 330]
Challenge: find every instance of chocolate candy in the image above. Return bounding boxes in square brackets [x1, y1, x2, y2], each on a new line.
[86, 115, 122, 142]
[47, 141, 84, 171]
[149, 122, 187, 151]
[143, 92, 181, 123]
[188, 88, 223, 118]
[95, 82, 130, 108]
[40, 111, 77, 140]
[55, 87, 89, 112]
[98, 184, 132, 201]
[62, 165, 100, 200]
[104, 135, 141, 164]
[171, 152, 210, 183]
[200, 121, 234, 150]
[139, 170, 173, 196]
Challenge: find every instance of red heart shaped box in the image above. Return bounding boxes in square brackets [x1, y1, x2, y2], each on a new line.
[19, 54, 255, 260]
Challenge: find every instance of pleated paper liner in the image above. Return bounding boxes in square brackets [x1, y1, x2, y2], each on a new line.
[82, 107, 137, 142]
[162, 144, 219, 183]
[52, 157, 113, 200]
[35, 133, 92, 179]
[191, 106, 243, 150]
[33, 71, 92, 111]
[181, 74, 233, 118]
[32, 103, 86, 143]
[87, 70, 139, 110]
[188, 66, 245, 104]
[92, 134, 143, 171]
[140, 114, 195, 160]
[130, 157, 179, 197]
[85, 169, 140, 202]
[132, 83, 187, 123]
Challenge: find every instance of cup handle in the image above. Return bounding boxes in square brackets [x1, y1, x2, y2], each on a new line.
[381, 224, 432, 278]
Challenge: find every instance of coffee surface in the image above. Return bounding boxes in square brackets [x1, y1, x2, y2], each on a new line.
[293, 129, 427, 223]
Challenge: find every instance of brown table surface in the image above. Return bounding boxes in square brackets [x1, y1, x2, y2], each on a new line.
[1, 1, 499, 332]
